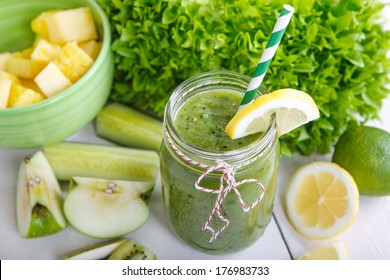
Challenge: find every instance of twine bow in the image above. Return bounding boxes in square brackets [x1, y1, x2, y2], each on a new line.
[164, 129, 266, 243]
[195, 159, 265, 243]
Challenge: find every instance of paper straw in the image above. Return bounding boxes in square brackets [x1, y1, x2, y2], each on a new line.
[238, 4, 295, 110]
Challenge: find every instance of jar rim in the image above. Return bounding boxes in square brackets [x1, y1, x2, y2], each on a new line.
[164, 70, 277, 164]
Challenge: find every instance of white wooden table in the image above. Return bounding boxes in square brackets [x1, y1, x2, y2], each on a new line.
[0, 122, 290, 260]
[2, 2, 390, 260]
[273, 96, 390, 260]
[0, 95, 389, 260]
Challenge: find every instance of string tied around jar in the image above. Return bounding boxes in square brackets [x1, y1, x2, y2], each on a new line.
[195, 159, 265, 243]
[164, 129, 265, 243]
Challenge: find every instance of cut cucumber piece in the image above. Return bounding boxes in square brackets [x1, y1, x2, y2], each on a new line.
[96, 102, 163, 151]
[44, 142, 159, 181]
[64, 177, 154, 238]
[62, 239, 127, 260]
[108, 240, 157, 260]
[16, 151, 67, 238]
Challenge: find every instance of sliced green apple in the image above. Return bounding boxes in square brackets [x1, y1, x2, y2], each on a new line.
[62, 239, 127, 260]
[16, 151, 67, 238]
[64, 177, 154, 238]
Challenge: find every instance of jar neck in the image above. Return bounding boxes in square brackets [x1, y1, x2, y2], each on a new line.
[163, 71, 278, 167]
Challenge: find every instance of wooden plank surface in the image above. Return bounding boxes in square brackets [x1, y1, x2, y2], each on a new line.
[2, 93, 388, 260]
[1, 3, 390, 260]
[1, 101, 389, 260]
[273, 96, 390, 260]
[0, 123, 291, 260]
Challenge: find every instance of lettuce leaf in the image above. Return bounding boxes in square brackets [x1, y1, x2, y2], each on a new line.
[97, 0, 390, 155]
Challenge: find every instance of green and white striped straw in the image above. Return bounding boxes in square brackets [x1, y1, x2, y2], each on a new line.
[239, 4, 295, 110]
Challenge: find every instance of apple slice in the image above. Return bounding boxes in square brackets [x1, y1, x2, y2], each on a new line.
[64, 177, 154, 238]
[62, 239, 127, 260]
[16, 151, 67, 238]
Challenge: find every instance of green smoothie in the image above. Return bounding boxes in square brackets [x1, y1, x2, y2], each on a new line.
[174, 90, 261, 151]
[161, 80, 279, 254]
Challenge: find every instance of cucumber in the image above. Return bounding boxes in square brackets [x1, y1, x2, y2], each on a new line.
[96, 102, 163, 151]
[44, 142, 159, 181]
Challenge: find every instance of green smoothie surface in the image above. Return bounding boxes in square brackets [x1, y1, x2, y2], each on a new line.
[174, 89, 262, 151]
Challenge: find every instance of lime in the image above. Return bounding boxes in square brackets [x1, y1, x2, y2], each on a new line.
[332, 126, 390, 196]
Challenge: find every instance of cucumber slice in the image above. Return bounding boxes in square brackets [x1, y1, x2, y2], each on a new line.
[44, 142, 159, 181]
[64, 177, 154, 238]
[16, 151, 67, 238]
[108, 240, 157, 260]
[62, 239, 127, 260]
[96, 102, 163, 151]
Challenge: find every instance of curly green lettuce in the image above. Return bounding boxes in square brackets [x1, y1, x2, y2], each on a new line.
[97, 0, 390, 156]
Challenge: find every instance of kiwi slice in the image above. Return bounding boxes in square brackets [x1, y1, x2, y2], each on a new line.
[44, 142, 159, 181]
[16, 151, 67, 238]
[64, 177, 154, 238]
[108, 240, 156, 260]
[96, 102, 163, 151]
[62, 239, 127, 260]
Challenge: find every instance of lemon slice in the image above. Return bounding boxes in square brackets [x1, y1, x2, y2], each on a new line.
[298, 242, 348, 260]
[225, 88, 320, 139]
[285, 162, 359, 240]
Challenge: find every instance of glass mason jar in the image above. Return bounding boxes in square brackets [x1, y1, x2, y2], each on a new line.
[160, 71, 280, 254]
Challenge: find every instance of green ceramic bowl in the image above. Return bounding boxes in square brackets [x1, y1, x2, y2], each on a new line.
[0, 0, 114, 148]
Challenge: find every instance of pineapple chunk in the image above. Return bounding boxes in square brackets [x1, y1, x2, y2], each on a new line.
[11, 47, 34, 59]
[6, 57, 46, 79]
[33, 35, 45, 47]
[31, 11, 55, 41]
[54, 42, 94, 83]
[0, 69, 21, 84]
[0, 78, 13, 108]
[20, 79, 43, 94]
[31, 39, 61, 63]
[7, 84, 45, 108]
[0, 53, 11, 70]
[79, 40, 101, 60]
[32, 7, 98, 45]
[34, 62, 72, 97]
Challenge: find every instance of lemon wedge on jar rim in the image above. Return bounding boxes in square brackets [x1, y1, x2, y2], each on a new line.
[298, 242, 348, 260]
[285, 162, 359, 240]
[225, 88, 320, 139]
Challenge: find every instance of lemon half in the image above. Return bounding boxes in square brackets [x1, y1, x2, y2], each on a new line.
[285, 162, 359, 240]
[225, 88, 320, 139]
[298, 242, 348, 260]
